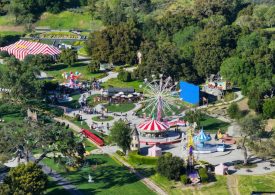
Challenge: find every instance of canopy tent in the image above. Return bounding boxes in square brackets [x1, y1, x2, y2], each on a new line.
[167, 119, 186, 127]
[194, 128, 211, 144]
[138, 119, 169, 133]
[0, 40, 61, 60]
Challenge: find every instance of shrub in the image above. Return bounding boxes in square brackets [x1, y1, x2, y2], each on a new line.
[263, 97, 275, 119]
[156, 154, 184, 180]
[180, 174, 188, 184]
[116, 150, 125, 156]
[128, 151, 158, 165]
[75, 114, 81, 121]
[118, 71, 132, 82]
[87, 60, 100, 73]
[0, 51, 10, 58]
[224, 92, 235, 102]
[227, 102, 241, 119]
[198, 168, 209, 183]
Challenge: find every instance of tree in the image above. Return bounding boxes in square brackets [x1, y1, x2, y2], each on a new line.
[193, 26, 240, 78]
[109, 120, 131, 154]
[156, 153, 184, 180]
[227, 102, 241, 119]
[193, 0, 241, 21]
[59, 49, 77, 67]
[0, 57, 43, 104]
[24, 54, 54, 70]
[86, 22, 141, 65]
[117, 70, 132, 82]
[87, 60, 100, 73]
[2, 163, 48, 195]
[184, 110, 202, 127]
[262, 97, 275, 119]
[137, 41, 185, 80]
[0, 121, 85, 166]
[239, 116, 264, 165]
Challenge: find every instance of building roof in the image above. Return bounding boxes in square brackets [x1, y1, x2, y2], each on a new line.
[0, 40, 61, 60]
[131, 125, 139, 137]
[107, 87, 135, 94]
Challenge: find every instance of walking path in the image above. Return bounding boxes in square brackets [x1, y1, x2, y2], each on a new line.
[29, 155, 83, 195]
[42, 164, 83, 195]
[226, 175, 240, 195]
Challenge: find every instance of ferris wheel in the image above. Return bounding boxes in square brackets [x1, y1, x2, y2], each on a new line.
[139, 74, 179, 120]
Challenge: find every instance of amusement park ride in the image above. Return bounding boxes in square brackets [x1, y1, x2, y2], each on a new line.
[140, 74, 178, 121]
[62, 71, 81, 88]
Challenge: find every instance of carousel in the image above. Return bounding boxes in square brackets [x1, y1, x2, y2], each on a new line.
[138, 118, 169, 137]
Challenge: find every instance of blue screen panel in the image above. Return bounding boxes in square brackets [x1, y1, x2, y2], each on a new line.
[180, 81, 200, 105]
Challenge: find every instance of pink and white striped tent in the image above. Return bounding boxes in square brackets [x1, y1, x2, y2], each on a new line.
[167, 119, 186, 127]
[138, 119, 169, 133]
[0, 40, 61, 60]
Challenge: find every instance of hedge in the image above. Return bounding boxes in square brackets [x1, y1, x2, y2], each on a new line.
[116, 150, 125, 156]
[128, 151, 158, 165]
[198, 168, 209, 183]
[180, 174, 188, 184]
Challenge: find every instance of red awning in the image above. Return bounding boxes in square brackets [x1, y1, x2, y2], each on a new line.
[138, 119, 169, 132]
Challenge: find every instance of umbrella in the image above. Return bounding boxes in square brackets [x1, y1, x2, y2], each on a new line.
[128, 94, 133, 98]
[118, 92, 124, 95]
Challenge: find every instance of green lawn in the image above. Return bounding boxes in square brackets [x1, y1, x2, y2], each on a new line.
[0, 31, 24, 36]
[137, 100, 186, 117]
[57, 93, 81, 109]
[36, 11, 103, 30]
[43, 154, 154, 195]
[92, 115, 114, 122]
[46, 179, 70, 195]
[150, 174, 228, 195]
[238, 173, 275, 195]
[46, 63, 106, 81]
[107, 103, 135, 113]
[199, 115, 229, 133]
[0, 14, 15, 26]
[182, 176, 229, 195]
[102, 78, 143, 92]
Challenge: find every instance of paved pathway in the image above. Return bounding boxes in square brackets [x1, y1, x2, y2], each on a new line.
[42, 164, 83, 195]
[227, 175, 240, 195]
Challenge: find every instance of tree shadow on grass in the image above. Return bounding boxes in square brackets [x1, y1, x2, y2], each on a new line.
[67, 165, 145, 192]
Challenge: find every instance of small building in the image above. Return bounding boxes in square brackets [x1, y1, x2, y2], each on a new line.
[107, 87, 135, 97]
[215, 163, 228, 175]
[148, 145, 162, 157]
[130, 126, 140, 151]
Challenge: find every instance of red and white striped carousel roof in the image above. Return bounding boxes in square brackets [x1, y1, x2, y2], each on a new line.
[0, 40, 61, 60]
[138, 119, 169, 132]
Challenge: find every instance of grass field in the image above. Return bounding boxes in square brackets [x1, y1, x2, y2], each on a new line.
[238, 173, 275, 195]
[36, 11, 103, 30]
[101, 78, 143, 92]
[107, 103, 135, 113]
[45, 63, 106, 81]
[43, 154, 154, 195]
[136, 100, 186, 117]
[200, 115, 229, 133]
[0, 14, 15, 26]
[92, 115, 114, 122]
[46, 179, 70, 195]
